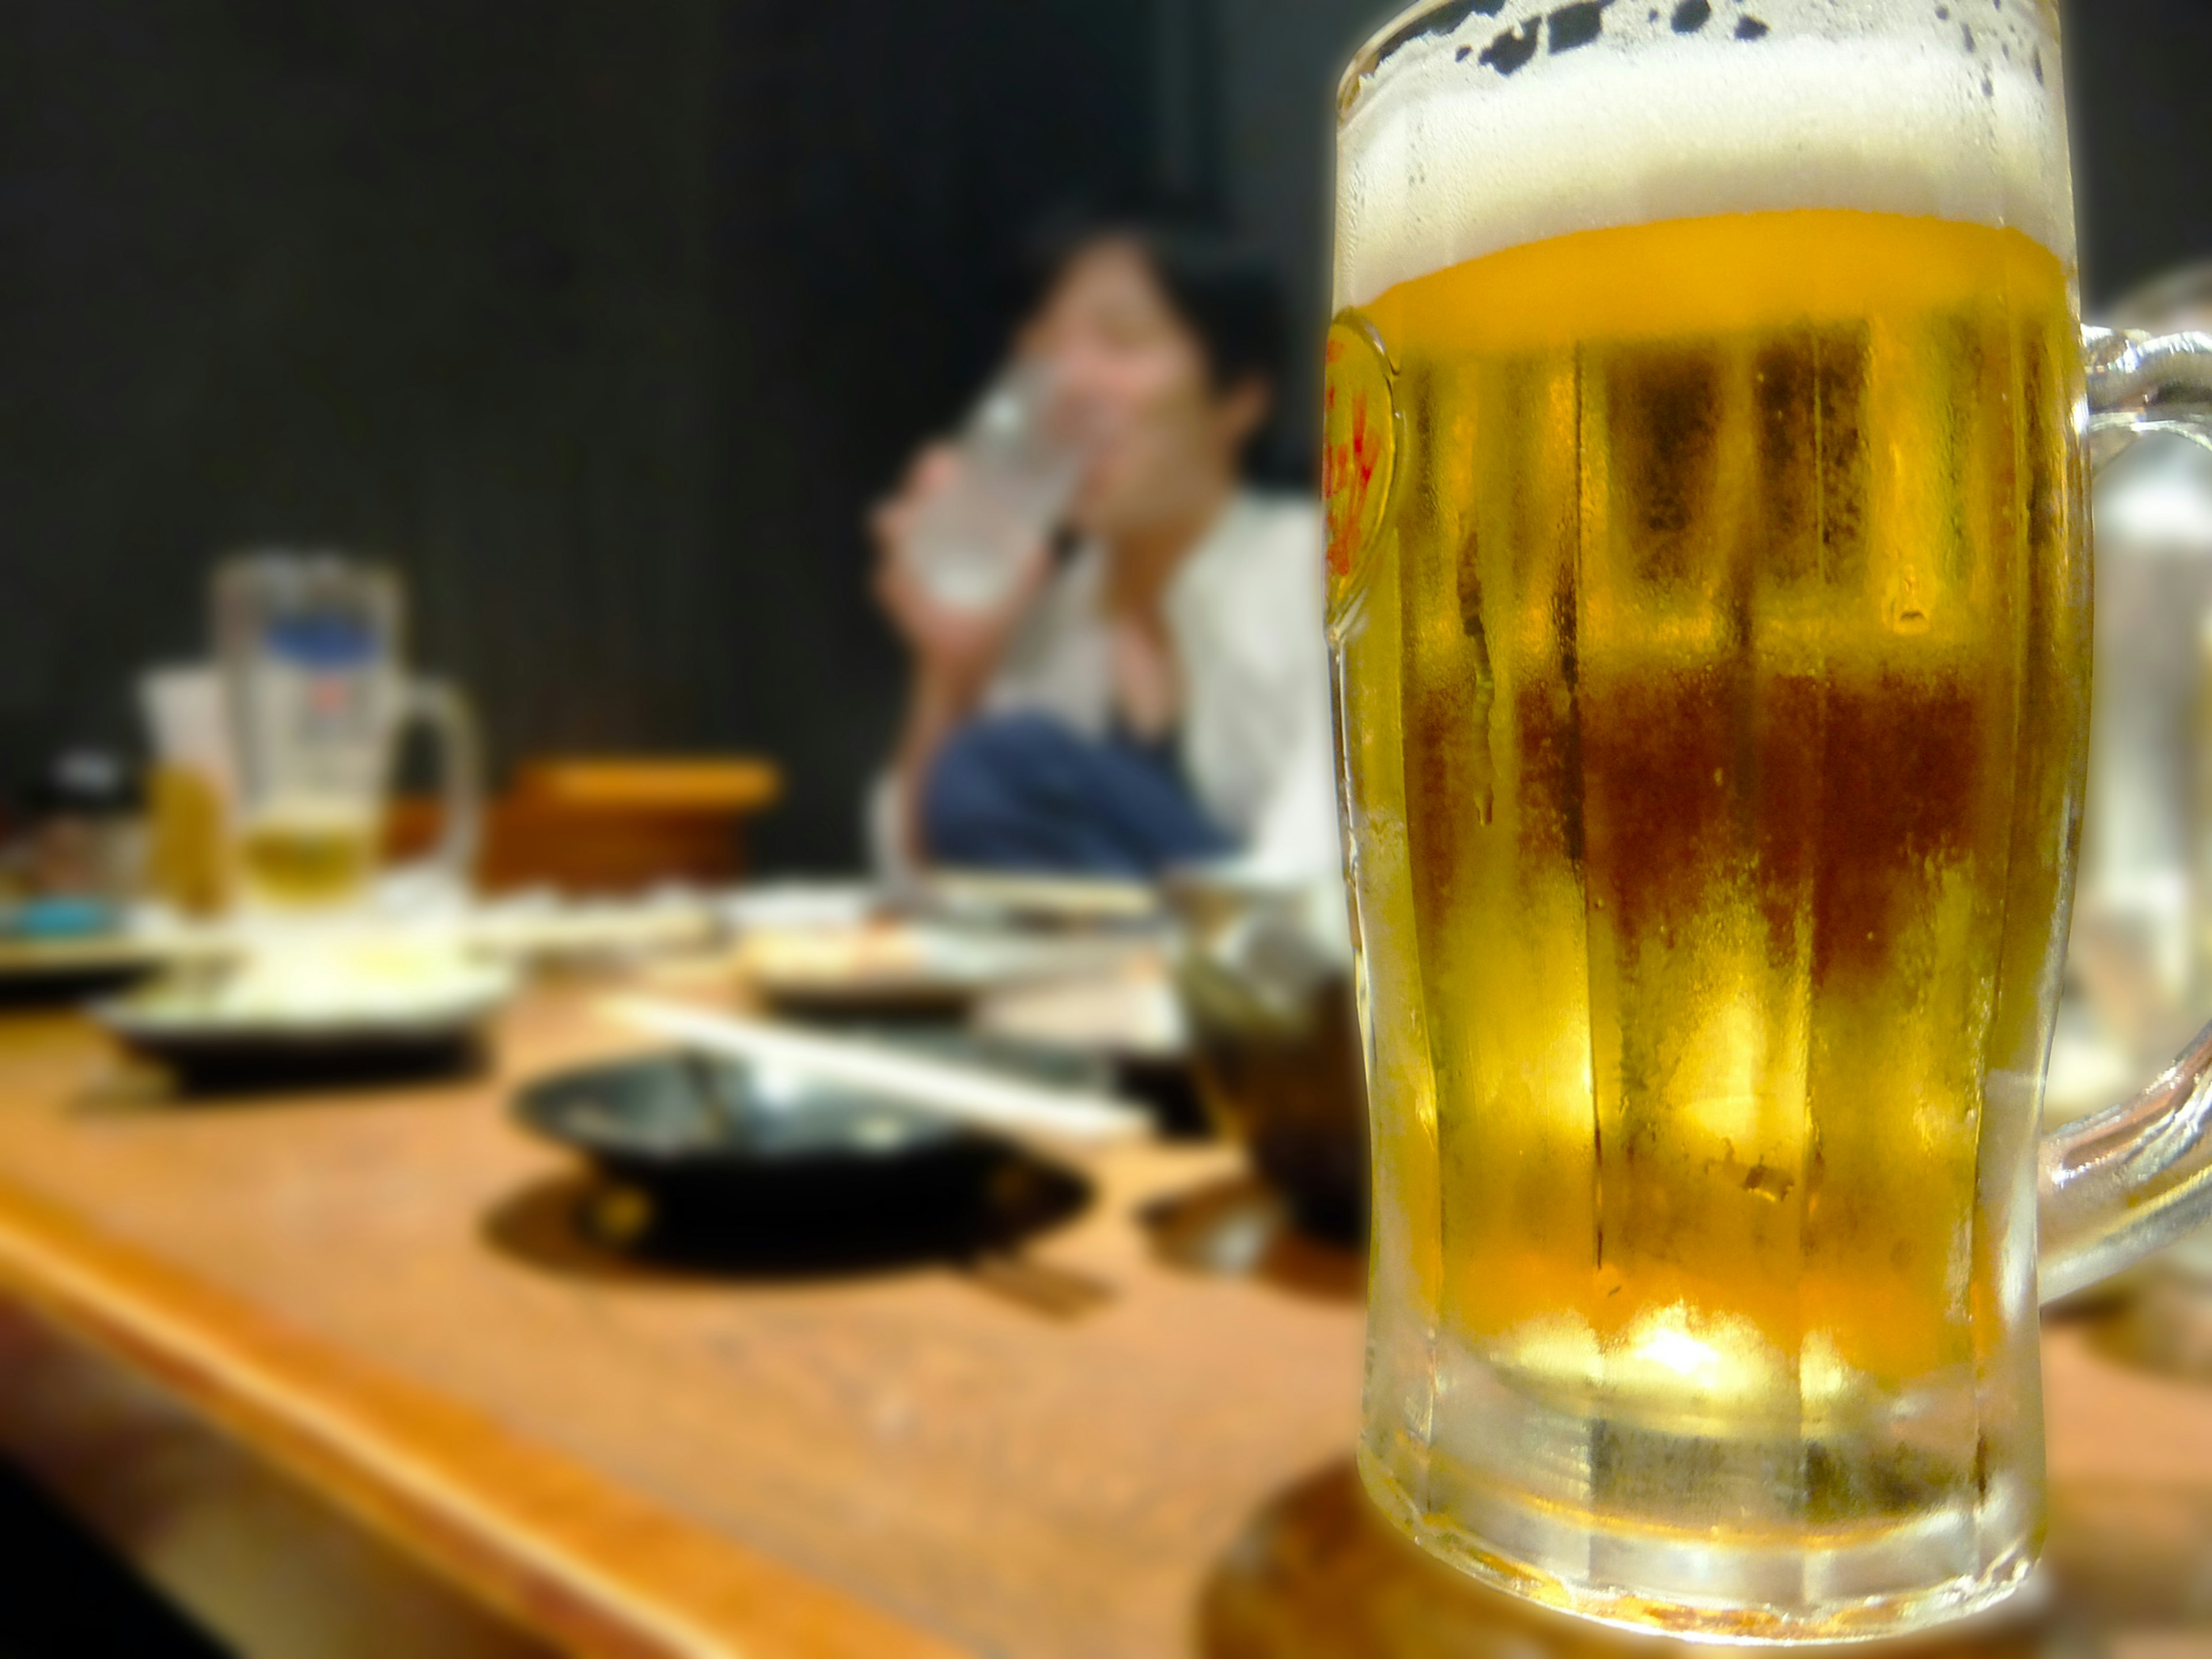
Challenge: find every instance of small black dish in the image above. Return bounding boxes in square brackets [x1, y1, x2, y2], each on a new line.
[96, 993, 502, 1098]
[510, 1039, 1096, 1273]
[126, 1026, 491, 1097]
[0, 945, 164, 1010]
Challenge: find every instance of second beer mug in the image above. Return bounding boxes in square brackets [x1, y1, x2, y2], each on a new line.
[216, 554, 480, 914]
[1325, 0, 2212, 1642]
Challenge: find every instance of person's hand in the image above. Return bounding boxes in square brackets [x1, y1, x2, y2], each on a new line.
[870, 443, 1048, 702]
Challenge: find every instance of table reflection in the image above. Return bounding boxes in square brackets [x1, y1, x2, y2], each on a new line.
[1203, 1459, 2212, 1658]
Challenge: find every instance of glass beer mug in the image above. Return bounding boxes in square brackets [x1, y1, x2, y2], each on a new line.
[1323, 0, 2212, 1641]
[216, 554, 481, 913]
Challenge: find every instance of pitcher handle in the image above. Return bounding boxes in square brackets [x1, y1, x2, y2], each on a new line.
[393, 678, 484, 899]
[2039, 326, 2212, 1302]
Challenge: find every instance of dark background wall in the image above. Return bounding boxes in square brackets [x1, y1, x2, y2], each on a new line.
[1, 0, 2205, 871]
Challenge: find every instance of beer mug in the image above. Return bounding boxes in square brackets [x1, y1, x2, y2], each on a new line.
[215, 555, 480, 912]
[1323, 0, 2212, 1641]
[2067, 264, 2212, 1063]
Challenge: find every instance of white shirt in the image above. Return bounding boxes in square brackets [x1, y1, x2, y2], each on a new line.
[873, 491, 1343, 878]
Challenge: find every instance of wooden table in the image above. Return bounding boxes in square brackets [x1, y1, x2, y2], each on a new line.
[0, 988, 1363, 1658]
[0, 989, 2202, 1657]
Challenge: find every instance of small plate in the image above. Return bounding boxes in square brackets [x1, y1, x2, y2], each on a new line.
[922, 870, 1163, 930]
[513, 1038, 1100, 1268]
[95, 950, 513, 1093]
[0, 937, 173, 1008]
[738, 921, 1149, 1021]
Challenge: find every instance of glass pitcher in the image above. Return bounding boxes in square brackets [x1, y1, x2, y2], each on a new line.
[215, 553, 480, 913]
[1323, 0, 2212, 1641]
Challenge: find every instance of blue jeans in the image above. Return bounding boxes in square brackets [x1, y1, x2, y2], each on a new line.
[921, 712, 1234, 877]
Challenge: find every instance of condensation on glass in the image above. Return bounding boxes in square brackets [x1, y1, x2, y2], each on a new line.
[1322, 0, 2212, 1641]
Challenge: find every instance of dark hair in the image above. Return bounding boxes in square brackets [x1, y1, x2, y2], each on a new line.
[1014, 207, 1291, 404]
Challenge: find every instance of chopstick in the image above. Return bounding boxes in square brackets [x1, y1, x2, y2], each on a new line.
[599, 996, 1148, 1152]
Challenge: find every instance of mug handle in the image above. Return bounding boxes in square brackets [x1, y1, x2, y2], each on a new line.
[389, 678, 484, 900]
[2039, 326, 2212, 1301]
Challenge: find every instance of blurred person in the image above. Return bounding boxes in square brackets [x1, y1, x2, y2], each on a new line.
[869, 216, 1336, 880]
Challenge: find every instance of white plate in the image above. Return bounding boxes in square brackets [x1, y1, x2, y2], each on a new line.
[96, 936, 515, 1046]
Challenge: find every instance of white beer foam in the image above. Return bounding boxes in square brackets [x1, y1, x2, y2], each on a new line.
[1336, 13, 2076, 309]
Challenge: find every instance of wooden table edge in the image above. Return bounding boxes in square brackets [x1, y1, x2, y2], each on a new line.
[0, 1168, 968, 1659]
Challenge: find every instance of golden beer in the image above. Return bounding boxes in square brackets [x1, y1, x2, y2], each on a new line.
[1329, 205, 2086, 1631]
[237, 808, 379, 910]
